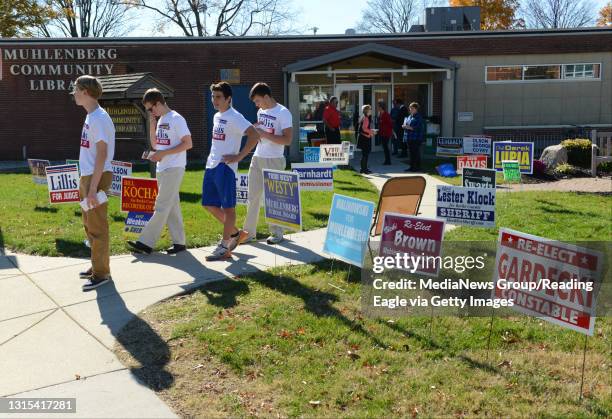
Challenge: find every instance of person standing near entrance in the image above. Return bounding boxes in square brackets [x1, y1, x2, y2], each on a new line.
[73, 75, 115, 291]
[203, 81, 260, 261]
[402, 102, 424, 172]
[127, 88, 192, 256]
[377, 101, 393, 165]
[393, 99, 409, 158]
[323, 96, 341, 144]
[357, 104, 373, 174]
[242, 82, 293, 245]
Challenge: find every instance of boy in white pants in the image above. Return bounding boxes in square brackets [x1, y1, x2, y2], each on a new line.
[127, 88, 192, 255]
[242, 82, 293, 245]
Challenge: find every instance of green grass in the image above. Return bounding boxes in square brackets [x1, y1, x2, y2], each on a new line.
[0, 163, 378, 257]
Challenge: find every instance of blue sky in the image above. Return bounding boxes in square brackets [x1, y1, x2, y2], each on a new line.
[129, 0, 611, 37]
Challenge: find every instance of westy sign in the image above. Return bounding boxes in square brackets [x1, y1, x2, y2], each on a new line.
[492, 228, 603, 336]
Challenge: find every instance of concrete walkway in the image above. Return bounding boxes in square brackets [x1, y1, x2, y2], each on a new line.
[0, 154, 443, 418]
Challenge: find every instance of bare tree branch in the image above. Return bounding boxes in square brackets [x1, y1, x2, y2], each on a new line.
[522, 0, 595, 28]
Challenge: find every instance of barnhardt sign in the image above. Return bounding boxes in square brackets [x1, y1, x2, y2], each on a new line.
[0, 48, 118, 91]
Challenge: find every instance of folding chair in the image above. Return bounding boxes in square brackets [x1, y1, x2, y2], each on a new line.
[370, 176, 427, 237]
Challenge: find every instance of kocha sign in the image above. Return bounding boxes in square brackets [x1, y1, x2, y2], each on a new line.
[463, 136, 492, 155]
[320, 144, 349, 165]
[291, 163, 334, 191]
[493, 142, 534, 174]
[304, 147, 320, 163]
[457, 155, 487, 174]
[236, 174, 249, 205]
[436, 185, 496, 228]
[120, 177, 158, 213]
[28, 159, 50, 185]
[124, 212, 153, 234]
[462, 168, 496, 189]
[323, 194, 375, 268]
[492, 228, 602, 336]
[110, 160, 133, 196]
[263, 169, 302, 232]
[45, 164, 80, 204]
[436, 137, 464, 157]
[379, 213, 445, 276]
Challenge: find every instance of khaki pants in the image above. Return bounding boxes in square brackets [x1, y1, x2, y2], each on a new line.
[79, 171, 113, 277]
[243, 156, 286, 238]
[139, 167, 186, 248]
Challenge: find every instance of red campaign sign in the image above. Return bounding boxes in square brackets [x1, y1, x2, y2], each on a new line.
[492, 228, 602, 336]
[120, 176, 158, 213]
[457, 155, 487, 174]
[379, 213, 445, 276]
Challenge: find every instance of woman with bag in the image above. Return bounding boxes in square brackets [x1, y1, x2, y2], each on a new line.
[358, 104, 374, 174]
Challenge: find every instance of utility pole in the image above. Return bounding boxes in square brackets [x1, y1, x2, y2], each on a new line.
[309, 26, 319, 35]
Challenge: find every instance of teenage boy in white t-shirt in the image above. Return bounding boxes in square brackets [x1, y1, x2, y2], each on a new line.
[73, 75, 115, 291]
[127, 88, 192, 255]
[242, 82, 293, 245]
[203, 82, 260, 261]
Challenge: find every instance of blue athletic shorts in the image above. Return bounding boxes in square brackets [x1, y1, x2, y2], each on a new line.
[201, 163, 237, 208]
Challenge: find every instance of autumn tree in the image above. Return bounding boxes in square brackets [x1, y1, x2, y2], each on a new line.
[450, 0, 524, 30]
[522, 0, 595, 28]
[0, 0, 54, 37]
[597, 3, 612, 26]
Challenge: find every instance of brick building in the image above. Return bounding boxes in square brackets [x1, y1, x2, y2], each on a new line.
[1, 27, 610, 161]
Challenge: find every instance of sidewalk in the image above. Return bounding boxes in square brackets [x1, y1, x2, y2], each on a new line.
[0, 154, 444, 418]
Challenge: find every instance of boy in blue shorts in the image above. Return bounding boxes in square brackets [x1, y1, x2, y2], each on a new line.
[203, 82, 260, 261]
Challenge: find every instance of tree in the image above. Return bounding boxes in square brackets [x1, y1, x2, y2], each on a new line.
[450, 0, 524, 30]
[37, 0, 135, 37]
[522, 0, 595, 28]
[356, 0, 445, 33]
[597, 3, 612, 26]
[124, 0, 299, 37]
[0, 0, 54, 37]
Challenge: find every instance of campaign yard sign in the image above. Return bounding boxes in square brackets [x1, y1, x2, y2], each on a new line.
[379, 213, 445, 276]
[304, 147, 320, 163]
[492, 228, 603, 336]
[493, 142, 534, 174]
[236, 174, 249, 205]
[463, 136, 492, 155]
[45, 164, 80, 204]
[457, 155, 487, 174]
[436, 137, 463, 157]
[120, 177, 158, 213]
[66, 159, 80, 175]
[291, 163, 334, 191]
[320, 144, 349, 165]
[124, 212, 153, 234]
[28, 159, 50, 185]
[436, 185, 496, 228]
[263, 169, 302, 232]
[110, 160, 133, 196]
[502, 160, 522, 183]
[462, 168, 496, 189]
[323, 194, 375, 268]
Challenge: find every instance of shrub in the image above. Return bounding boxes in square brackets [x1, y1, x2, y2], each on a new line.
[597, 161, 612, 175]
[533, 159, 547, 176]
[553, 163, 577, 176]
[560, 138, 591, 168]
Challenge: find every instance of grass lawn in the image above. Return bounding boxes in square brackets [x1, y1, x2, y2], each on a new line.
[0, 163, 378, 257]
[113, 191, 612, 417]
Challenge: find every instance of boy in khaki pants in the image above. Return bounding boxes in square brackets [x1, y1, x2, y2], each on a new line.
[73, 75, 115, 291]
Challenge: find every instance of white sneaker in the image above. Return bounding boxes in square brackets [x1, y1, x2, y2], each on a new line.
[206, 243, 231, 261]
[266, 235, 284, 245]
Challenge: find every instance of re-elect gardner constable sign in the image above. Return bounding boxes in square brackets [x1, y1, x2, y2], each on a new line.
[492, 228, 603, 336]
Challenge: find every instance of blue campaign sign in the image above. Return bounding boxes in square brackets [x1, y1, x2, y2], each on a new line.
[124, 212, 153, 234]
[323, 194, 375, 268]
[493, 142, 534, 174]
[304, 147, 320, 163]
[263, 169, 302, 232]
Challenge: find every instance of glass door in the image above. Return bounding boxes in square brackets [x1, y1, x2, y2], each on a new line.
[371, 85, 391, 150]
[336, 84, 363, 145]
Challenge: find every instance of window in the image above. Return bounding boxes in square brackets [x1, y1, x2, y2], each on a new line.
[486, 63, 601, 83]
[299, 85, 333, 122]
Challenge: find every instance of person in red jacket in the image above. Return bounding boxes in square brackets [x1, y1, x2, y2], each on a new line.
[322, 96, 341, 144]
[377, 101, 393, 165]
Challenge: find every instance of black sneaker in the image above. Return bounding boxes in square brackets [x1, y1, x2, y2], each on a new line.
[166, 244, 186, 254]
[79, 267, 93, 279]
[82, 276, 111, 291]
[127, 240, 152, 255]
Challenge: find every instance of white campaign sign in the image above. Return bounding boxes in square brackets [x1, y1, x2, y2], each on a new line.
[110, 160, 133, 197]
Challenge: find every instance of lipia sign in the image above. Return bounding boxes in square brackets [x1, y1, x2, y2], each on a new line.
[0, 47, 118, 91]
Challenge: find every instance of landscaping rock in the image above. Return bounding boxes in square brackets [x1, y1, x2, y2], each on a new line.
[540, 144, 568, 170]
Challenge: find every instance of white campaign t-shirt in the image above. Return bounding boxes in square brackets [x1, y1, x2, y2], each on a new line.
[253, 103, 292, 158]
[155, 110, 191, 172]
[79, 107, 115, 176]
[206, 107, 252, 174]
